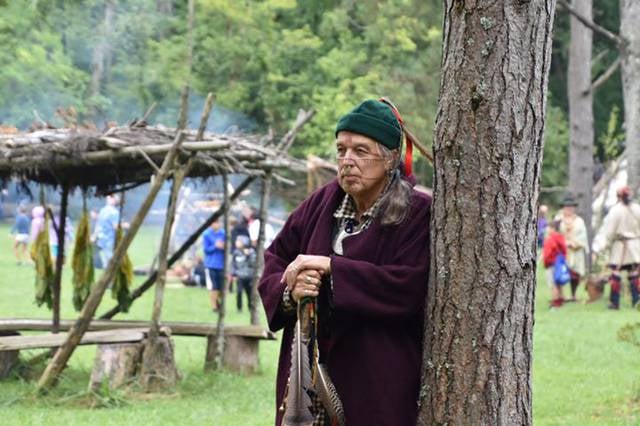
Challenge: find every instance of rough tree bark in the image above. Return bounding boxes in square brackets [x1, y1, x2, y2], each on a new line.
[568, 0, 594, 254]
[620, 0, 640, 194]
[418, 1, 556, 425]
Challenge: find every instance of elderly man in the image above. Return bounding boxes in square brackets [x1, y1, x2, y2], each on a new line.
[259, 99, 431, 426]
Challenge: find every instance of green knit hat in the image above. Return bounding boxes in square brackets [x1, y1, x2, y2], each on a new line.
[335, 99, 402, 149]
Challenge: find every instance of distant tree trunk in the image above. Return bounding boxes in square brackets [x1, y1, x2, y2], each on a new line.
[156, 0, 173, 15]
[187, 0, 195, 78]
[568, 0, 594, 262]
[418, 1, 556, 425]
[89, 0, 116, 119]
[620, 0, 640, 194]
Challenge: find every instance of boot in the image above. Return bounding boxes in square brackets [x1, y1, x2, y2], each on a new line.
[608, 273, 621, 310]
[630, 273, 640, 308]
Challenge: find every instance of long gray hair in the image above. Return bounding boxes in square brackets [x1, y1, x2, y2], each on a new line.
[377, 143, 413, 225]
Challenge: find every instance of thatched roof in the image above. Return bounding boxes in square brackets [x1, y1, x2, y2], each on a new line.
[0, 124, 305, 190]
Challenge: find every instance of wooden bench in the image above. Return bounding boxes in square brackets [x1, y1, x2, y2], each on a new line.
[0, 318, 276, 375]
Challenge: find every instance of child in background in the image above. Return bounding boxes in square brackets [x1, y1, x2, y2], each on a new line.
[543, 219, 568, 308]
[10, 206, 30, 265]
[232, 235, 256, 313]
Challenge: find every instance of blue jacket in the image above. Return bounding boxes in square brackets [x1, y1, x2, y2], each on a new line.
[203, 227, 225, 270]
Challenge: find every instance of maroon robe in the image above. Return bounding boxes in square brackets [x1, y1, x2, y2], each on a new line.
[259, 179, 431, 426]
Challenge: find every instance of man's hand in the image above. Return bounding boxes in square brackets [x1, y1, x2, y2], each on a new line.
[281, 255, 331, 290]
[290, 269, 323, 302]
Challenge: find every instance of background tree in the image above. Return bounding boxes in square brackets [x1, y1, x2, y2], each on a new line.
[418, 0, 556, 424]
[619, 0, 640, 193]
[567, 0, 594, 254]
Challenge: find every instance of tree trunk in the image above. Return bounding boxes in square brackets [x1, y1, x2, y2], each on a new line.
[418, 1, 556, 425]
[89, 0, 115, 118]
[620, 0, 640, 194]
[568, 0, 594, 260]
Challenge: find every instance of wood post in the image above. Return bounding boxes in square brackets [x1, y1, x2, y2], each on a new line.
[205, 335, 259, 374]
[213, 173, 231, 370]
[36, 131, 186, 392]
[139, 336, 179, 392]
[149, 162, 191, 340]
[139, 161, 191, 391]
[0, 331, 20, 379]
[52, 185, 69, 334]
[89, 342, 143, 391]
[223, 336, 259, 374]
[251, 171, 272, 325]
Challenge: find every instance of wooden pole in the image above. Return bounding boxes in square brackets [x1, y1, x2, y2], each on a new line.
[51, 185, 69, 334]
[197, 93, 215, 139]
[99, 176, 256, 319]
[214, 173, 231, 369]
[36, 131, 186, 392]
[149, 161, 192, 340]
[250, 171, 272, 325]
[177, 86, 189, 131]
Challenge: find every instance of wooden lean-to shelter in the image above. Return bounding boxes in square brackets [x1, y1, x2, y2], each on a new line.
[0, 93, 313, 391]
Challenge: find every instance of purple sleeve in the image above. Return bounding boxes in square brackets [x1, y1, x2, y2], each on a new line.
[258, 207, 304, 332]
[330, 211, 430, 319]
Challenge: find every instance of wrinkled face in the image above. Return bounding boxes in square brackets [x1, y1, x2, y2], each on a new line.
[336, 131, 391, 200]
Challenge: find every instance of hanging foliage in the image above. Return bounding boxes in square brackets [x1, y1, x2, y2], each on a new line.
[71, 208, 94, 311]
[31, 216, 54, 308]
[112, 227, 133, 312]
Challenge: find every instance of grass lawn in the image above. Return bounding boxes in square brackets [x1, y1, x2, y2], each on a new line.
[0, 222, 638, 425]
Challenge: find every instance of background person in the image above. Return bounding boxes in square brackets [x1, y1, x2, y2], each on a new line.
[232, 235, 256, 313]
[557, 194, 589, 302]
[92, 194, 120, 269]
[593, 186, 640, 309]
[10, 205, 30, 265]
[543, 219, 568, 308]
[203, 218, 225, 312]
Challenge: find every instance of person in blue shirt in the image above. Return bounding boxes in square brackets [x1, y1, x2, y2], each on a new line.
[92, 195, 120, 269]
[203, 218, 226, 312]
[10, 205, 31, 265]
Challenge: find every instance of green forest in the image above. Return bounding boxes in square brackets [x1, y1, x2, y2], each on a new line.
[0, 0, 624, 190]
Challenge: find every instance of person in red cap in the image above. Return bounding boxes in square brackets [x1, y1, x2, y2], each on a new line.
[259, 99, 430, 425]
[543, 219, 569, 308]
[593, 185, 640, 309]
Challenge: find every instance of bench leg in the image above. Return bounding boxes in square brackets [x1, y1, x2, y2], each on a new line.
[223, 336, 259, 374]
[204, 335, 216, 371]
[0, 331, 20, 380]
[139, 336, 179, 392]
[89, 342, 143, 391]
